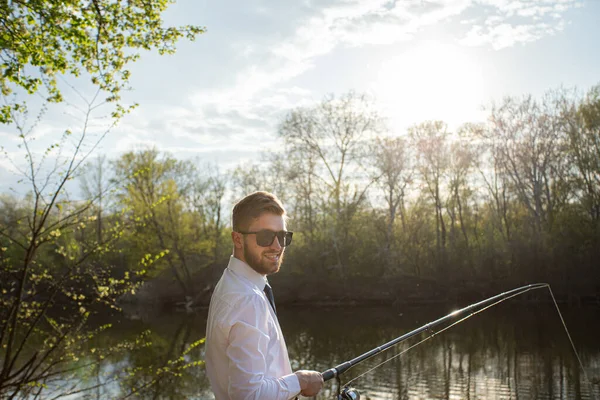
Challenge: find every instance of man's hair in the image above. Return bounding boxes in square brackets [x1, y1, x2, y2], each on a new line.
[232, 191, 286, 232]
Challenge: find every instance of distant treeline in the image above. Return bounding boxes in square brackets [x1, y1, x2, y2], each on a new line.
[2, 85, 599, 305]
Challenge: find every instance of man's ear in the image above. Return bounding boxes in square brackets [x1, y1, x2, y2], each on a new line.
[231, 231, 243, 249]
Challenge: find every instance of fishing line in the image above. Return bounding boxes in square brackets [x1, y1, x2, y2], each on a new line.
[547, 285, 594, 394]
[339, 284, 596, 399]
[343, 284, 532, 387]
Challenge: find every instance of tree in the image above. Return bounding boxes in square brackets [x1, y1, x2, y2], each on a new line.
[369, 135, 414, 270]
[563, 85, 600, 224]
[0, 105, 154, 397]
[230, 163, 269, 200]
[113, 149, 197, 299]
[279, 92, 382, 270]
[286, 149, 320, 246]
[189, 164, 228, 263]
[410, 121, 450, 269]
[446, 129, 477, 263]
[468, 122, 517, 280]
[488, 93, 570, 240]
[79, 155, 112, 244]
[471, 122, 514, 246]
[0, 0, 205, 123]
[0, 2, 204, 396]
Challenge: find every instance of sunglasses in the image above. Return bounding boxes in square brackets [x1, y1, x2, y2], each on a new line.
[237, 230, 294, 247]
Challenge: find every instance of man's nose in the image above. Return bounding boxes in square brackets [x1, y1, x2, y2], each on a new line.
[269, 234, 282, 250]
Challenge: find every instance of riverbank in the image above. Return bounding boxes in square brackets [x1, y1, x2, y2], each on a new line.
[119, 262, 600, 310]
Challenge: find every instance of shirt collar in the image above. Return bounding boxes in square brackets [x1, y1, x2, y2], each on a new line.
[227, 255, 268, 290]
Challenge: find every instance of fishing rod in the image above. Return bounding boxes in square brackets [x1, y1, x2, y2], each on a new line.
[319, 283, 589, 400]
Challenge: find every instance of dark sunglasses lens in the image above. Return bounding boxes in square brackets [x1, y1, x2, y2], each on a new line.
[256, 231, 276, 247]
[274, 231, 292, 247]
[255, 231, 293, 247]
[284, 232, 293, 246]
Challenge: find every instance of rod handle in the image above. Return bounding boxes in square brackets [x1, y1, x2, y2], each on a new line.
[321, 368, 337, 382]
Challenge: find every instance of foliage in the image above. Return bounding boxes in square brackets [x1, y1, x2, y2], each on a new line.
[0, 1, 205, 397]
[0, 0, 205, 123]
[275, 86, 600, 299]
[112, 149, 227, 297]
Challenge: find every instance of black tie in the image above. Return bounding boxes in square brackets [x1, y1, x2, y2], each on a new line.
[263, 283, 277, 315]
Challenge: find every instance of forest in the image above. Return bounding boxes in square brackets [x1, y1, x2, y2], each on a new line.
[3, 86, 599, 312]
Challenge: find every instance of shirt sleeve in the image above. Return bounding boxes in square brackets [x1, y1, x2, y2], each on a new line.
[225, 296, 301, 400]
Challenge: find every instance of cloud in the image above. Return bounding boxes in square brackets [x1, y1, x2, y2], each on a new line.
[109, 94, 298, 164]
[268, 0, 473, 74]
[0, 151, 21, 177]
[0, 131, 20, 145]
[194, 0, 580, 114]
[172, 1, 478, 157]
[461, 20, 565, 49]
[460, 0, 580, 49]
[0, 0, 587, 198]
[68, 0, 583, 173]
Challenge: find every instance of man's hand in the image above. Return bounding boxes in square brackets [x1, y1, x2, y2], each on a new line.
[294, 370, 324, 397]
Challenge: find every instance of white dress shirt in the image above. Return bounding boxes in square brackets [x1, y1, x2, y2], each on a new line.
[205, 256, 301, 400]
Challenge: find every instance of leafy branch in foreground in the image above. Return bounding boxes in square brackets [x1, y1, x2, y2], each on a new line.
[0, 94, 163, 397]
[0, 0, 205, 123]
[0, 1, 206, 397]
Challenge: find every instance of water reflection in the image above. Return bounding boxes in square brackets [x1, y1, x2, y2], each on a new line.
[281, 304, 600, 400]
[36, 310, 213, 400]
[38, 304, 600, 399]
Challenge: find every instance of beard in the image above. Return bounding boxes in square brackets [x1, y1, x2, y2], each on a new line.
[243, 243, 285, 276]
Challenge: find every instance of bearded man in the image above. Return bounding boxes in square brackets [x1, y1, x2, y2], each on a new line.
[205, 191, 323, 399]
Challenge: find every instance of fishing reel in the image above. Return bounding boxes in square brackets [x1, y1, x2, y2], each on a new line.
[337, 387, 360, 400]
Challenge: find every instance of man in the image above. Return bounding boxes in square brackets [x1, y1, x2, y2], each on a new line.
[205, 191, 324, 399]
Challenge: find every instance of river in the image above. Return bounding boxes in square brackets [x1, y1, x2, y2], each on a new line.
[37, 303, 600, 399]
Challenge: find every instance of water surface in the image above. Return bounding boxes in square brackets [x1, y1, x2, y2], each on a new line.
[42, 303, 600, 399]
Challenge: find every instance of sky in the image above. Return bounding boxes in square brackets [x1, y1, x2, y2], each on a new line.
[1, 0, 599, 196]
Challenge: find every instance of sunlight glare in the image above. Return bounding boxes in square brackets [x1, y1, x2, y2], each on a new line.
[371, 41, 485, 131]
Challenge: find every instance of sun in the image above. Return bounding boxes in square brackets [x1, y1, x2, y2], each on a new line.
[371, 40, 485, 131]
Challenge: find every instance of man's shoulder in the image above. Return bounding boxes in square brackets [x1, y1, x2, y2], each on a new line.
[208, 286, 269, 333]
[215, 267, 263, 297]
[210, 271, 264, 310]
[210, 286, 262, 309]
